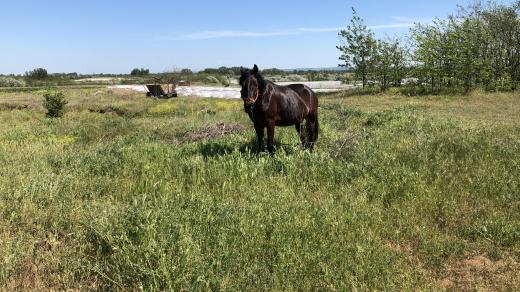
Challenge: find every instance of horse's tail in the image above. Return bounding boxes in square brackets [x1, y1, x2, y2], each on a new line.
[314, 113, 319, 142]
[312, 91, 319, 144]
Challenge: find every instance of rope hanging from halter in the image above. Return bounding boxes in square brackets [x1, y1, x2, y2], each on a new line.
[249, 87, 260, 104]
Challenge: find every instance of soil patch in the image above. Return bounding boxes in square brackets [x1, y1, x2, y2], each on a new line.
[438, 254, 520, 290]
[181, 122, 247, 143]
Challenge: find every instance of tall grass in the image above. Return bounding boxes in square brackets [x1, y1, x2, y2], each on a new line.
[0, 89, 519, 290]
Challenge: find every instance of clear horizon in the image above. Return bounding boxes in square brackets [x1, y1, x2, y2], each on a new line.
[0, 0, 515, 74]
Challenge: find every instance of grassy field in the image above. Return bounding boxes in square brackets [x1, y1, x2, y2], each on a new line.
[1, 88, 519, 290]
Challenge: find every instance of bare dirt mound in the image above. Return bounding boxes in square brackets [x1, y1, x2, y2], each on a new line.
[182, 122, 247, 143]
[438, 254, 520, 290]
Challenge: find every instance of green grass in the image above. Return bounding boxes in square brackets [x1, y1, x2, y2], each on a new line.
[1, 88, 520, 290]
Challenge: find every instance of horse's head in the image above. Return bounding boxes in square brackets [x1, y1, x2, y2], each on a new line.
[239, 64, 261, 109]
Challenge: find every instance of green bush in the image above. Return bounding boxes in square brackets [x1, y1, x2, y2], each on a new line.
[43, 91, 68, 118]
[216, 75, 230, 86]
[0, 77, 26, 87]
[205, 76, 220, 84]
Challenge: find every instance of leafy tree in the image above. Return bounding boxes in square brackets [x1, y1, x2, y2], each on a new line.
[455, 16, 488, 92]
[338, 8, 378, 88]
[130, 68, 150, 76]
[411, 20, 445, 91]
[389, 39, 407, 86]
[483, 4, 520, 89]
[374, 39, 407, 90]
[374, 40, 391, 90]
[409, 1, 519, 92]
[25, 68, 48, 79]
[341, 2, 519, 93]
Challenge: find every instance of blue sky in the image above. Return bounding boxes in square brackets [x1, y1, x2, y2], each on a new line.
[0, 0, 514, 74]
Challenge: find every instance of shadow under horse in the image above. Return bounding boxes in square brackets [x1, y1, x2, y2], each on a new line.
[239, 65, 319, 155]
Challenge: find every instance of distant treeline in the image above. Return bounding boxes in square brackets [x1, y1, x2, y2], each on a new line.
[3, 66, 342, 88]
[339, 1, 520, 93]
[0, 67, 345, 80]
[200, 67, 349, 76]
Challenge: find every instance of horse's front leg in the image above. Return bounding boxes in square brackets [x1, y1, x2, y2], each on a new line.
[254, 124, 265, 154]
[267, 122, 275, 155]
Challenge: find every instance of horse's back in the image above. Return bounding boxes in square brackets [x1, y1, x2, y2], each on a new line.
[286, 84, 318, 112]
[274, 85, 308, 124]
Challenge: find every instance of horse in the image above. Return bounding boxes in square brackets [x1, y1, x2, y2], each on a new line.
[239, 64, 319, 155]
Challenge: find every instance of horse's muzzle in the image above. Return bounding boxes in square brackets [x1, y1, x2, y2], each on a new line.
[244, 103, 253, 113]
[245, 89, 259, 107]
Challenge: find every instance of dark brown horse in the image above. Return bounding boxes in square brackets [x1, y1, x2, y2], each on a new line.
[239, 65, 319, 155]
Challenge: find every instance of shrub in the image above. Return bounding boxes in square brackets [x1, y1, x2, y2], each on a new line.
[385, 87, 402, 96]
[306, 72, 328, 81]
[206, 76, 220, 84]
[217, 76, 230, 86]
[0, 77, 26, 87]
[286, 75, 307, 82]
[43, 91, 68, 118]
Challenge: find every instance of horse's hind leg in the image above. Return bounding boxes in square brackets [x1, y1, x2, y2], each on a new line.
[295, 123, 308, 148]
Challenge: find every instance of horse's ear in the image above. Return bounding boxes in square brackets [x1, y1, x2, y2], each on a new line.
[252, 64, 259, 74]
[240, 66, 245, 74]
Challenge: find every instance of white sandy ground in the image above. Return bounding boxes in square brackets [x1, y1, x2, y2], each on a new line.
[108, 81, 353, 99]
[75, 77, 125, 82]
